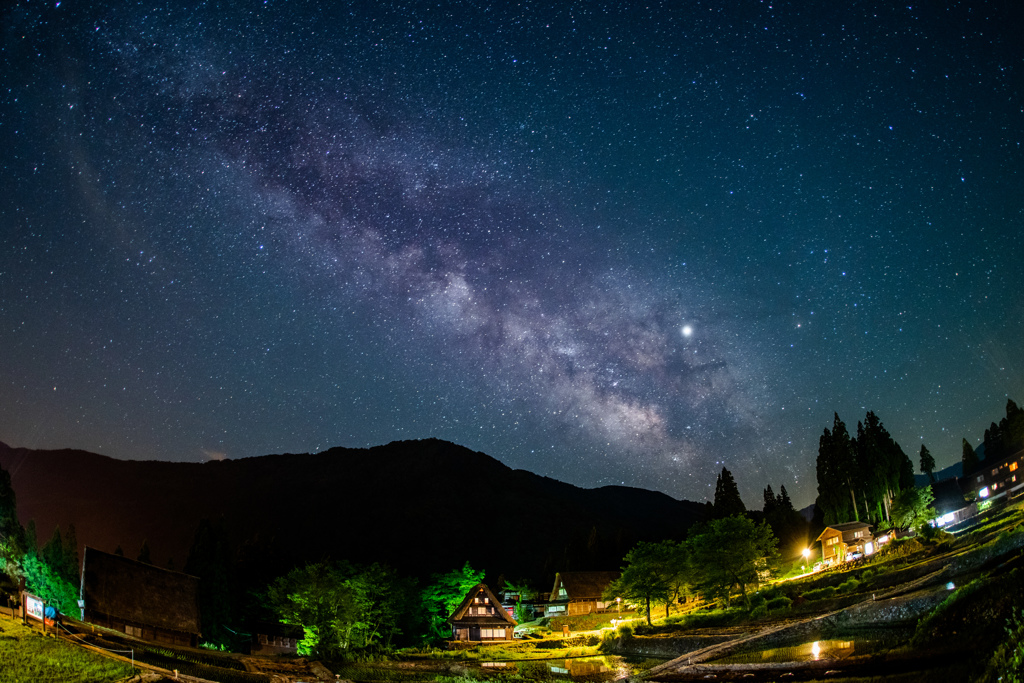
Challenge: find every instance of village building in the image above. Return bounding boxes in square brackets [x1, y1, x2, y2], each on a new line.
[80, 547, 201, 647]
[969, 448, 1024, 505]
[930, 478, 976, 528]
[815, 522, 875, 565]
[545, 571, 620, 617]
[250, 622, 303, 655]
[448, 584, 516, 642]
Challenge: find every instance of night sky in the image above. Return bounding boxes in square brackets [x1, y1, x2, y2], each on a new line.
[2, 1, 1022, 508]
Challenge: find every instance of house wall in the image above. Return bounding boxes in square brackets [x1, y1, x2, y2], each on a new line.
[819, 529, 845, 563]
[451, 626, 512, 641]
[84, 610, 197, 647]
[974, 455, 1023, 501]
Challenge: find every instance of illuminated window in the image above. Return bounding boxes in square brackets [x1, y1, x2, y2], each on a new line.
[1011, 462, 1018, 472]
[977, 476, 985, 483]
[979, 486, 990, 498]
[992, 468, 999, 476]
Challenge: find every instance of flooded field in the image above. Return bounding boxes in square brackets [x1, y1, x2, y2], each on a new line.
[475, 655, 666, 681]
[711, 638, 866, 664]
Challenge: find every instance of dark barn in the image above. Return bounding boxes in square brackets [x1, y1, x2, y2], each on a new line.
[80, 547, 201, 647]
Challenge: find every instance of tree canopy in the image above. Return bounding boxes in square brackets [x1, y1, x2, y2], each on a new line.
[606, 540, 688, 625]
[919, 445, 936, 483]
[686, 515, 779, 609]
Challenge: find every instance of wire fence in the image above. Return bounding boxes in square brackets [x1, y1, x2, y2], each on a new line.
[56, 621, 136, 672]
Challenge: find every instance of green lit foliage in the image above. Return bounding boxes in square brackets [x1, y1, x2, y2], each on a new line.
[21, 553, 78, 615]
[345, 562, 415, 651]
[268, 562, 355, 658]
[420, 561, 485, 643]
[606, 540, 688, 626]
[981, 608, 1024, 683]
[501, 579, 536, 624]
[890, 485, 936, 534]
[686, 515, 779, 609]
[267, 561, 415, 658]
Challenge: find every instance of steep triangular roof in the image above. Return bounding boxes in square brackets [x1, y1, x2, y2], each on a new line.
[550, 571, 620, 600]
[448, 584, 516, 626]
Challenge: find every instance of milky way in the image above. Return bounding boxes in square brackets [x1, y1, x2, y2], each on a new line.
[2, 1, 1022, 506]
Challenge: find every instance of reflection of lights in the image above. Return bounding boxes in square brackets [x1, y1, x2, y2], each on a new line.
[811, 641, 821, 660]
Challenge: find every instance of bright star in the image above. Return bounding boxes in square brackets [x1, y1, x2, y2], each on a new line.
[682, 325, 693, 337]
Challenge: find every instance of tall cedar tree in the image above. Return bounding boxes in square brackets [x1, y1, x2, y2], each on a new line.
[185, 519, 234, 646]
[63, 523, 79, 582]
[919, 445, 936, 483]
[712, 467, 746, 519]
[42, 526, 64, 574]
[762, 485, 777, 517]
[0, 464, 22, 551]
[816, 414, 859, 524]
[137, 539, 152, 565]
[962, 438, 980, 476]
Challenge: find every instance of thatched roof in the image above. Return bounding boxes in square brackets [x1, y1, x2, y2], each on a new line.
[447, 584, 516, 626]
[550, 571, 620, 600]
[81, 546, 201, 635]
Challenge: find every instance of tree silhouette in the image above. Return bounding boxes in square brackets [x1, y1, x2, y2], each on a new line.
[919, 445, 936, 483]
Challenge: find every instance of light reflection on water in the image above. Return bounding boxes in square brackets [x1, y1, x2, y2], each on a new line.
[715, 639, 857, 664]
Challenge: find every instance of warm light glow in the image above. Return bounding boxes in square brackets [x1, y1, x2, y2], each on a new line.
[811, 641, 821, 659]
[802, 548, 810, 559]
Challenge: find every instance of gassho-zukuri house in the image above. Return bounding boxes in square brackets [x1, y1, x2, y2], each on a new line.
[448, 583, 516, 642]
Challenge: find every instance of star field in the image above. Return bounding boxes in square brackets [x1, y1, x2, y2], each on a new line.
[1, 1, 1022, 507]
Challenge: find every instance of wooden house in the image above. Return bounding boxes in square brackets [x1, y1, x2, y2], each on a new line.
[251, 622, 303, 655]
[80, 547, 201, 647]
[448, 584, 516, 642]
[545, 571, 620, 617]
[815, 522, 874, 565]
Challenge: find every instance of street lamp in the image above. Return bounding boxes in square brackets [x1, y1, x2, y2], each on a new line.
[616, 597, 621, 615]
[802, 547, 811, 571]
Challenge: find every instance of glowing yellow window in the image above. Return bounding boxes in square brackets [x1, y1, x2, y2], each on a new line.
[1010, 462, 1018, 472]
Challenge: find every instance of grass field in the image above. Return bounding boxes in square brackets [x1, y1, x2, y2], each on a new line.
[0, 618, 133, 683]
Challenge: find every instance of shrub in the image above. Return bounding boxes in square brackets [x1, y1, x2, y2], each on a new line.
[837, 578, 861, 593]
[748, 594, 767, 610]
[766, 596, 792, 612]
[616, 624, 633, 639]
[980, 608, 1024, 683]
[749, 604, 768, 620]
[802, 586, 836, 601]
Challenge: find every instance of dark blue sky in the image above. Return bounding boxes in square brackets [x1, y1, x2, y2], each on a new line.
[2, 1, 1022, 507]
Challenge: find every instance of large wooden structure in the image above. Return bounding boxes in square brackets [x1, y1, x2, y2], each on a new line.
[448, 584, 516, 642]
[545, 571, 620, 617]
[80, 547, 201, 647]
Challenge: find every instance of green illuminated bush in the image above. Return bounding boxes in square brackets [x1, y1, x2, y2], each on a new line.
[766, 596, 792, 612]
